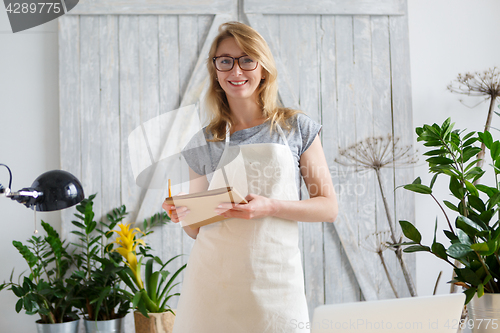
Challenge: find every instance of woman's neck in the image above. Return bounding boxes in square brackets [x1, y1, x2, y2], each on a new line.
[227, 97, 265, 132]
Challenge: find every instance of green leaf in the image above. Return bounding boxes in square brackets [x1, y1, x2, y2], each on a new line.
[487, 191, 500, 210]
[70, 231, 86, 238]
[71, 221, 86, 229]
[403, 245, 431, 253]
[468, 195, 486, 213]
[12, 241, 38, 269]
[462, 147, 482, 163]
[456, 216, 483, 236]
[476, 185, 497, 197]
[430, 174, 439, 189]
[478, 131, 493, 149]
[463, 131, 476, 141]
[460, 267, 483, 286]
[464, 180, 479, 197]
[457, 229, 472, 246]
[443, 230, 458, 241]
[432, 242, 448, 260]
[463, 137, 478, 147]
[399, 221, 422, 243]
[426, 156, 454, 165]
[412, 177, 422, 185]
[477, 284, 485, 298]
[471, 240, 498, 256]
[447, 243, 473, 259]
[423, 149, 447, 156]
[491, 141, 500, 161]
[132, 291, 142, 309]
[443, 200, 458, 212]
[449, 176, 464, 200]
[15, 299, 23, 313]
[464, 287, 477, 304]
[403, 184, 432, 195]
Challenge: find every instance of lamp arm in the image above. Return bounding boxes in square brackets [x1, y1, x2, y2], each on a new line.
[0, 163, 13, 195]
[7, 188, 43, 208]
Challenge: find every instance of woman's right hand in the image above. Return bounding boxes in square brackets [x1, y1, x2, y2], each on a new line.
[162, 202, 190, 223]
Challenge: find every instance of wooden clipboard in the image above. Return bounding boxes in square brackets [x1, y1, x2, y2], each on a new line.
[164, 187, 248, 229]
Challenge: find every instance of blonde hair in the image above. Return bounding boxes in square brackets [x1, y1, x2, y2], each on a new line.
[205, 21, 300, 141]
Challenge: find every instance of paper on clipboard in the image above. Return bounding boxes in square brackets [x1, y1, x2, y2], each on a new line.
[164, 187, 248, 229]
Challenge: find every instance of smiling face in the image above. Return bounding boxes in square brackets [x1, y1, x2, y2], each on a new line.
[214, 37, 264, 104]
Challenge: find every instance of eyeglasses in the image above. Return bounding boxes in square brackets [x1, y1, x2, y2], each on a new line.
[213, 55, 258, 72]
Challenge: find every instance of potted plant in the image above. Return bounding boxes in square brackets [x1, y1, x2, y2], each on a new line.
[70, 194, 131, 333]
[109, 218, 186, 333]
[0, 221, 80, 333]
[398, 118, 500, 332]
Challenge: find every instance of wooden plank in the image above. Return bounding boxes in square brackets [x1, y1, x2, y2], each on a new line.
[278, 15, 299, 108]
[389, 4, 417, 295]
[295, 15, 325, 317]
[244, 0, 405, 15]
[352, 15, 395, 299]
[80, 15, 102, 221]
[371, 15, 407, 297]
[99, 15, 121, 218]
[157, 14, 183, 310]
[178, 15, 203, 258]
[119, 15, 143, 222]
[334, 14, 379, 301]
[319, 15, 362, 304]
[246, 13, 299, 109]
[69, 0, 236, 15]
[58, 15, 81, 243]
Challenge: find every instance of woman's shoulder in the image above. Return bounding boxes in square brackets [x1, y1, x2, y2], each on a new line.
[283, 111, 320, 132]
[282, 111, 321, 155]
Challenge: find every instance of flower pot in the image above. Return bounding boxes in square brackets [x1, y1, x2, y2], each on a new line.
[468, 293, 500, 333]
[134, 310, 176, 333]
[83, 317, 125, 333]
[35, 319, 79, 333]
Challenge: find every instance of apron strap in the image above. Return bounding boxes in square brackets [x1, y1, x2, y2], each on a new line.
[275, 123, 290, 148]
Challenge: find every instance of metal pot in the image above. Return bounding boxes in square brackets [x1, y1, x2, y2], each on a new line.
[35, 319, 79, 333]
[468, 293, 500, 333]
[83, 317, 125, 333]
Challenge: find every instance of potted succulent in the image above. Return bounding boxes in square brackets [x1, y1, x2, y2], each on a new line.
[70, 194, 131, 333]
[0, 221, 80, 333]
[109, 218, 186, 333]
[398, 118, 500, 332]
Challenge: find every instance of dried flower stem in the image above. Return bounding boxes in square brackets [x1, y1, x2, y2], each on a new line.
[375, 169, 417, 297]
[377, 250, 399, 298]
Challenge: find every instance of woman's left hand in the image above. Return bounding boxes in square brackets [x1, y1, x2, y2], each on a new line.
[214, 193, 278, 220]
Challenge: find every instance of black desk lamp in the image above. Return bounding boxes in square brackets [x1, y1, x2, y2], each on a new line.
[0, 164, 84, 211]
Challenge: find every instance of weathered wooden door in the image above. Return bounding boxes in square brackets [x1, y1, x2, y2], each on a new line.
[59, 0, 415, 329]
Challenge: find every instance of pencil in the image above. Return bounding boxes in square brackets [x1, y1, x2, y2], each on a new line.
[168, 179, 172, 215]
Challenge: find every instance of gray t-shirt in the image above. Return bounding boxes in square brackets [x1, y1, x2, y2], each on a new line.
[181, 113, 321, 197]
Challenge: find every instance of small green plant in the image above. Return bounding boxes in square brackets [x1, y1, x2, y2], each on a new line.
[398, 117, 500, 303]
[70, 194, 131, 321]
[111, 219, 186, 317]
[0, 222, 79, 323]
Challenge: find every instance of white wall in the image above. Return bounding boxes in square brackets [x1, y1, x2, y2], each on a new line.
[0, 9, 60, 333]
[0, 0, 499, 330]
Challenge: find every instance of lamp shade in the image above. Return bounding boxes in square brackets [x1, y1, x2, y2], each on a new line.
[30, 170, 84, 211]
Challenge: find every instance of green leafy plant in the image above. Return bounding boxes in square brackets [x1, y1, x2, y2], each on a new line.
[110, 217, 186, 317]
[0, 221, 79, 323]
[398, 117, 500, 303]
[70, 194, 131, 321]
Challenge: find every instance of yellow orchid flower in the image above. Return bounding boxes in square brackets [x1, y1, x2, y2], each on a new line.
[111, 223, 146, 289]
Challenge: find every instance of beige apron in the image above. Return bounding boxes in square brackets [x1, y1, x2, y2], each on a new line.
[173, 124, 309, 333]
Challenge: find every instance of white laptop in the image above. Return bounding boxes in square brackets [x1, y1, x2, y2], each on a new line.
[310, 293, 465, 333]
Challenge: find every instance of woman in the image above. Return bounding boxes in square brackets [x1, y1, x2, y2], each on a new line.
[163, 21, 338, 333]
